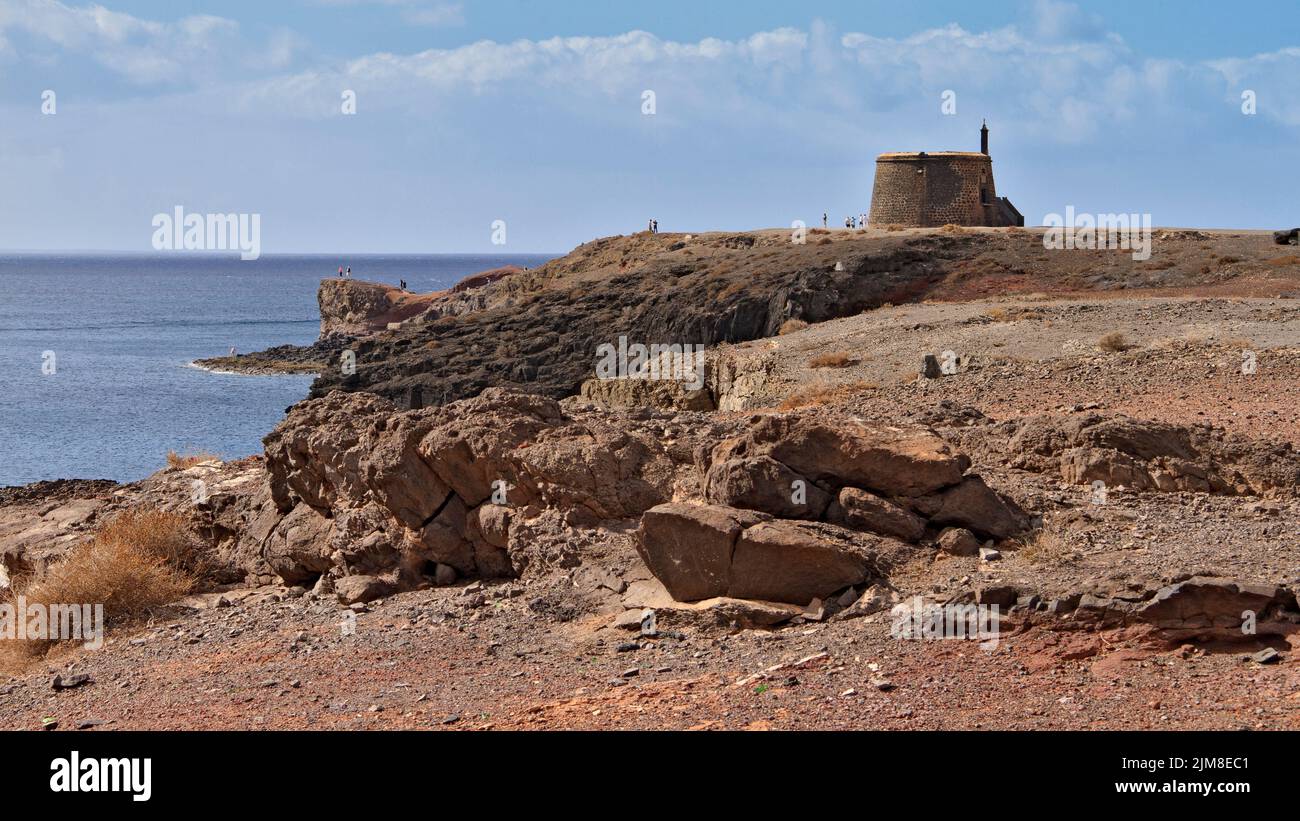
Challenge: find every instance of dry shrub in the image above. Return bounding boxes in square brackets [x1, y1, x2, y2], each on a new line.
[941, 223, 966, 234]
[1267, 255, 1300, 267]
[1218, 255, 1241, 265]
[166, 450, 220, 469]
[809, 228, 829, 235]
[1004, 226, 1026, 234]
[778, 380, 876, 410]
[985, 306, 1043, 323]
[808, 351, 855, 368]
[1097, 332, 1132, 353]
[94, 508, 209, 577]
[884, 224, 905, 232]
[778, 318, 808, 335]
[1, 508, 194, 668]
[816, 237, 832, 245]
[718, 280, 746, 299]
[1018, 529, 1071, 566]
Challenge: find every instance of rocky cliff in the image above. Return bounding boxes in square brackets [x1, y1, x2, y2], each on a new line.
[307, 228, 1300, 407]
[317, 280, 428, 338]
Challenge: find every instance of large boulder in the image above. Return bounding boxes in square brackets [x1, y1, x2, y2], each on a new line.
[926, 476, 1027, 540]
[825, 487, 926, 542]
[635, 503, 768, 601]
[334, 574, 395, 605]
[636, 503, 893, 605]
[713, 413, 970, 498]
[703, 455, 830, 520]
[729, 520, 877, 604]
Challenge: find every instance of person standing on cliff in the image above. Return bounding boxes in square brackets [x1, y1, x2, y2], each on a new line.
[337, 265, 343, 277]
[346, 266, 351, 278]
[822, 212, 828, 229]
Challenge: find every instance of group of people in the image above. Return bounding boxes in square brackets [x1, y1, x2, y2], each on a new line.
[647, 218, 659, 233]
[821, 212, 868, 229]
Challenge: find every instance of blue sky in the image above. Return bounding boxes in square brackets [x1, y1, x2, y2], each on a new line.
[1, 0, 1297, 253]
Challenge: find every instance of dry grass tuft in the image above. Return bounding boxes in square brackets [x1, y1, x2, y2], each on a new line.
[985, 306, 1044, 323]
[1267, 255, 1300, 267]
[718, 279, 747, 299]
[807, 351, 855, 369]
[1097, 331, 1133, 353]
[166, 450, 220, 469]
[778, 380, 877, 410]
[0, 508, 195, 669]
[778, 318, 808, 336]
[1018, 529, 1072, 566]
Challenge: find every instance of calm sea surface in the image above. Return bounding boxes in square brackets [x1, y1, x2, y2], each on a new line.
[0, 253, 554, 486]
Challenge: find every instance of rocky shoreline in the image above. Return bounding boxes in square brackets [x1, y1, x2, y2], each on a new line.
[3, 225, 1299, 730]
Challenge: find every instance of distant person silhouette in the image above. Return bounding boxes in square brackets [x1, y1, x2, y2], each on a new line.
[337, 266, 343, 277]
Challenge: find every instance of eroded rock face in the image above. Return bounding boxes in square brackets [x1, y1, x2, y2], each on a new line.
[260, 388, 706, 591]
[698, 410, 1025, 543]
[632, 411, 1032, 605]
[318, 280, 431, 338]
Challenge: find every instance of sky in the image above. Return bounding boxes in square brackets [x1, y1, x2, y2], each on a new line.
[0, 0, 1297, 253]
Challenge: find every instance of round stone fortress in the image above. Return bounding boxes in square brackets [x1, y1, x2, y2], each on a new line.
[868, 122, 1023, 228]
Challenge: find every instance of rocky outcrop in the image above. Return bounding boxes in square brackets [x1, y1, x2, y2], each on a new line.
[1001, 414, 1300, 495]
[259, 389, 721, 594]
[318, 280, 432, 338]
[635, 411, 1028, 605]
[697, 410, 1024, 542]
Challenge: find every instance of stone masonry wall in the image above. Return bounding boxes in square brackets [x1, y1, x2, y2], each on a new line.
[868, 153, 1002, 228]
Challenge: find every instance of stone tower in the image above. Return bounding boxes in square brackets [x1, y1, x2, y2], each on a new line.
[868, 122, 1023, 228]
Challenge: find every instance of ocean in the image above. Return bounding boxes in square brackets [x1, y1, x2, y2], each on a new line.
[0, 253, 555, 487]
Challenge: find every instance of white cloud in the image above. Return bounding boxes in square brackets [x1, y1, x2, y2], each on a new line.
[0, 0, 264, 84]
[308, 0, 465, 27]
[7, 3, 1299, 139]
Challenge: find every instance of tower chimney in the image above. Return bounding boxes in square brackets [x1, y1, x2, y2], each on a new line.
[980, 119, 989, 155]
